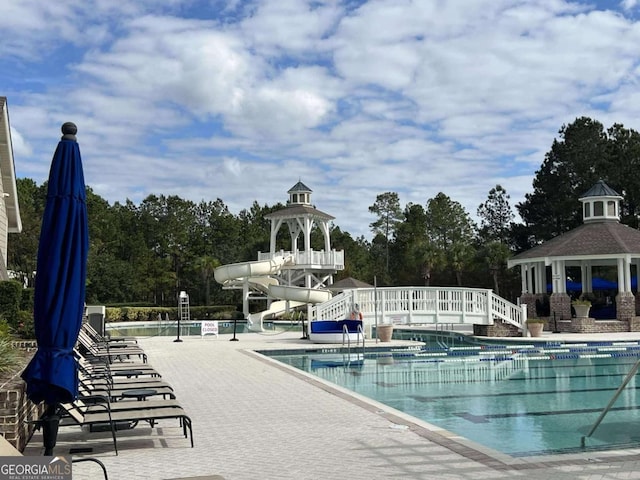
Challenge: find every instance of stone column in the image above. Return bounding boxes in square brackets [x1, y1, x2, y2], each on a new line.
[550, 292, 571, 320]
[519, 293, 536, 318]
[617, 292, 636, 321]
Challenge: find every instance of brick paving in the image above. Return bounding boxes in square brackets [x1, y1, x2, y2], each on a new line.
[22, 331, 640, 479]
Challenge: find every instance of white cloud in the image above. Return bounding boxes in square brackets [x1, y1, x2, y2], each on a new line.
[8, 128, 32, 158]
[5, 0, 640, 240]
[240, 0, 343, 57]
[223, 157, 244, 177]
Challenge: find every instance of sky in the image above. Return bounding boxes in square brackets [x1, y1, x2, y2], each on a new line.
[3, 0, 640, 240]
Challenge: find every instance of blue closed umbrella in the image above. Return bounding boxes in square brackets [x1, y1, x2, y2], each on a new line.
[21, 122, 89, 455]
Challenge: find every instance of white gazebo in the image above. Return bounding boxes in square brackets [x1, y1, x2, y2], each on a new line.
[261, 180, 344, 289]
[508, 180, 640, 329]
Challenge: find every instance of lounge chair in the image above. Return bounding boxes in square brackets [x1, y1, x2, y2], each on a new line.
[59, 401, 193, 454]
[77, 331, 147, 363]
[79, 377, 176, 401]
[78, 357, 161, 381]
[78, 365, 171, 388]
[79, 383, 175, 403]
[77, 350, 160, 377]
[77, 392, 182, 413]
[82, 323, 138, 345]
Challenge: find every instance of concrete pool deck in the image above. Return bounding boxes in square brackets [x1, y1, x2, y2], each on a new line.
[22, 330, 640, 479]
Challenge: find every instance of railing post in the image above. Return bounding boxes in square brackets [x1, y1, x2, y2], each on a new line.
[521, 303, 528, 337]
[408, 288, 414, 323]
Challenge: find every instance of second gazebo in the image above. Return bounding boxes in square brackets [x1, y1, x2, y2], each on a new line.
[508, 180, 640, 332]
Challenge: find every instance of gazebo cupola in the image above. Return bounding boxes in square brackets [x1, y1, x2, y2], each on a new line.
[579, 180, 623, 223]
[287, 181, 312, 206]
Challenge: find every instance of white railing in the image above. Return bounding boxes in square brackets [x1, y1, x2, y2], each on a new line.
[258, 249, 345, 269]
[491, 294, 527, 329]
[312, 286, 525, 330]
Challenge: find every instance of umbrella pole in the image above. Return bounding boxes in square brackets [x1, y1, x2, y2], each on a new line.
[42, 404, 60, 456]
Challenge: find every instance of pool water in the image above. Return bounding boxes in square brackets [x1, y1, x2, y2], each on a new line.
[271, 341, 640, 456]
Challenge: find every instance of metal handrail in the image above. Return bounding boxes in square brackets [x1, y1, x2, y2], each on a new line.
[343, 323, 366, 358]
[581, 357, 640, 448]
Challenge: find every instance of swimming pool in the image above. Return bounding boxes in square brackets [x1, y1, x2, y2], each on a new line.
[269, 339, 640, 457]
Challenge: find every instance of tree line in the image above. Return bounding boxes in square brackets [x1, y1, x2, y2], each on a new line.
[8, 117, 640, 307]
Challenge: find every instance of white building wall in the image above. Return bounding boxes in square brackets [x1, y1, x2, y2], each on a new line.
[0, 176, 8, 279]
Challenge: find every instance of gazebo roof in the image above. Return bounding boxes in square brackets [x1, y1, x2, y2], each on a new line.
[264, 203, 334, 221]
[509, 221, 640, 265]
[288, 180, 312, 194]
[579, 179, 622, 200]
[329, 276, 373, 291]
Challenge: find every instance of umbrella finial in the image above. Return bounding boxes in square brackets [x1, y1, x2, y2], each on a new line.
[61, 122, 77, 141]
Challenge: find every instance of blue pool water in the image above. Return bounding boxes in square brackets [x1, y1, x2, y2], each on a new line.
[269, 339, 640, 456]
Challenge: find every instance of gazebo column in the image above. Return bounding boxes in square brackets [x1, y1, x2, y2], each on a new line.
[519, 264, 537, 318]
[304, 217, 313, 264]
[550, 260, 571, 320]
[581, 261, 593, 294]
[320, 222, 331, 253]
[269, 218, 284, 255]
[520, 265, 528, 293]
[535, 262, 546, 294]
[533, 262, 547, 315]
[635, 260, 640, 315]
[617, 256, 635, 321]
[519, 263, 548, 318]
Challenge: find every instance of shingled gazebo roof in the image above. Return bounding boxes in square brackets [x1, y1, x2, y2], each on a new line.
[510, 222, 640, 264]
[328, 277, 373, 291]
[508, 180, 640, 268]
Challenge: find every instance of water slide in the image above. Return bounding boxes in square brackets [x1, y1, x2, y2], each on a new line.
[246, 300, 306, 332]
[213, 256, 292, 285]
[214, 256, 332, 331]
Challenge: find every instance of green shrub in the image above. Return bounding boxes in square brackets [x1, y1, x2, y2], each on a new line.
[210, 310, 244, 320]
[0, 281, 23, 328]
[19, 288, 34, 312]
[105, 306, 175, 322]
[15, 310, 35, 339]
[0, 318, 11, 339]
[103, 305, 241, 322]
[191, 305, 239, 320]
[0, 337, 22, 374]
[526, 318, 545, 324]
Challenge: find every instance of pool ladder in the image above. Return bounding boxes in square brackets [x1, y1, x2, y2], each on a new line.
[581, 356, 640, 448]
[343, 323, 365, 357]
